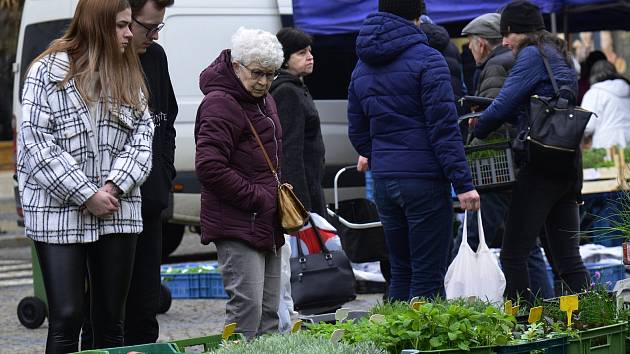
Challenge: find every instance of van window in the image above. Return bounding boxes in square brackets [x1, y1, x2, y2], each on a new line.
[304, 33, 358, 100]
[19, 19, 71, 102]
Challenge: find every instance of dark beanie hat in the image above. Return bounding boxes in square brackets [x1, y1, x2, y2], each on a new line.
[500, 0, 545, 35]
[378, 0, 424, 21]
[276, 28, 313, 66]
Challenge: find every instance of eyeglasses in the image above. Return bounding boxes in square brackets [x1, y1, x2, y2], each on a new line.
[239, 64, 279, 82]
[132, 17, 165, 38]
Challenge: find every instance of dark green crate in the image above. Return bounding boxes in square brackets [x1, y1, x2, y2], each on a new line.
[567, 322, 626, 354]
[169, 333, 245, 353]
[495, 336, 568, 354]
[72, 342, 179, 354]
[72, 334, 244, 354]
[409, 346, 494, 354]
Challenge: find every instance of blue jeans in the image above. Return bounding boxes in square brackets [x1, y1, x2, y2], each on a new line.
[374, 178, 452, 301]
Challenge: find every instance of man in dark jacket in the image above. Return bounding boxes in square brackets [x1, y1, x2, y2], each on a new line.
[125, 0, 178, 344]
[347, 0, 479, 301]
[458, 13, 553, 299]
[419, 21, 465, 102]
[80, 0, 178, 348]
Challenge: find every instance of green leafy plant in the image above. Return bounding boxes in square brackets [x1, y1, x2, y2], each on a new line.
[583, 148, 615, 169]
[588, 190, 630, 241]
[542, 283, 618, 331]
[466, 137, 510, 160]
[162, 264, 220, 274]
[307, 300, 515, 353]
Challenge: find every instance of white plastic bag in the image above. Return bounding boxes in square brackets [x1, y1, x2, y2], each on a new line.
[278, 234, 298, 332]
[444, 209, 506, 304]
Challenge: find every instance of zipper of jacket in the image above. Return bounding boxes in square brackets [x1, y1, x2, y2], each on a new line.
[527, 136, 576, 152]
[250, 212, 257, 233]
[258, 101, 279, 256]
[531, 95, 591, 112]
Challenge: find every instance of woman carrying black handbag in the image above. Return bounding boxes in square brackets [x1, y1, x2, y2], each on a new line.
[472, 0, 590, 303]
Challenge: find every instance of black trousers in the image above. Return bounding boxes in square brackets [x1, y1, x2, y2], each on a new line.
[500, 166, 590, 302]
[35, 234, 137, 354]
[124, 211, 163, 345]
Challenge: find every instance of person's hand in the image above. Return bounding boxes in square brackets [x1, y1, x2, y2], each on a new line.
[85, 190, 120, 217]
[457, 190, 480, 211]
[357, 156, 369, 172]
[100, 181, 122, 198]
[468, 117, 478, 127]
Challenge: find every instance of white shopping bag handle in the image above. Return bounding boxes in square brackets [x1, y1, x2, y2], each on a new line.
[461, 209, 488, 254]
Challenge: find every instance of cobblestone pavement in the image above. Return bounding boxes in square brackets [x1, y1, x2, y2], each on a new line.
[0, 232, 382, 353]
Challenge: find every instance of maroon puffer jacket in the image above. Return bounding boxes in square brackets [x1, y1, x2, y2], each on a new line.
[194, 49, 284, 253]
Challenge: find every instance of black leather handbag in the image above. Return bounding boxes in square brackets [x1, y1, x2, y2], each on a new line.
[519, 48, 594, 171]
[290, 216, 356, 314]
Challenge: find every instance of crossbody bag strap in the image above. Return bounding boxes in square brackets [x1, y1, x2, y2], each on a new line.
[245, 116, 280, 184]
[537, 46, 560, 96]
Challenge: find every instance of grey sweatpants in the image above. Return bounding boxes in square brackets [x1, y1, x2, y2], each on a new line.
[216, 239, 281, 339]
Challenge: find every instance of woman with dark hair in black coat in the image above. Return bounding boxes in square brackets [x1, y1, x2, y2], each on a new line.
[271, 28, 327, 216]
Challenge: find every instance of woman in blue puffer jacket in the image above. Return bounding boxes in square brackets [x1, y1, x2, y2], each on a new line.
[474, 0, 590, 302]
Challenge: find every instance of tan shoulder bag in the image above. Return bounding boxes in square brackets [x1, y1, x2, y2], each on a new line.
[246, 118, 309, 233]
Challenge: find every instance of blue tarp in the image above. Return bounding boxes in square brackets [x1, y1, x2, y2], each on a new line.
[292, 0, 630, 35]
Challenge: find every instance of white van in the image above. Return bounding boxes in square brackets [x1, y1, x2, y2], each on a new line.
[12, 0, 361, 257]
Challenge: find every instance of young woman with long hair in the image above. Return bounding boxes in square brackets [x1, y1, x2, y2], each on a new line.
[17, 0, 153, 352]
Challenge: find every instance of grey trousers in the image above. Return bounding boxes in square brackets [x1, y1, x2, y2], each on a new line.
[216, 239, 281, 339]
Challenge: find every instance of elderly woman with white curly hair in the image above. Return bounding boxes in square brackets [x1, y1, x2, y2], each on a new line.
[194, 27, 285, 338]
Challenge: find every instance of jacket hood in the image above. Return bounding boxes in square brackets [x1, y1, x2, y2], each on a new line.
[419, 23, 450, 53]
[270, 70, 302, 92]
[198, 49, 263, 104]
[356, 12, 428, 65]
[591, 79, 630, 98]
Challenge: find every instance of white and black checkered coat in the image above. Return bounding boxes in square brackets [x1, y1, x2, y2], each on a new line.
[17, 52, 154, 244]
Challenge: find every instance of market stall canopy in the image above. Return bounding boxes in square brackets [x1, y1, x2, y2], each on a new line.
[292, 0, 630, 36]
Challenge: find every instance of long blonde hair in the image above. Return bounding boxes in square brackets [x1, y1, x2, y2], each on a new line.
[34, 0, 148, 114]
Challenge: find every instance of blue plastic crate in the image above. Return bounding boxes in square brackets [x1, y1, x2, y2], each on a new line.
[160, 262, 228, 299]
[546, 262, 625, 291]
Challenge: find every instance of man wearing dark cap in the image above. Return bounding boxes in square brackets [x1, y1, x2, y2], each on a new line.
[462, 13, 511, 98]
[347, 0, 480, 301]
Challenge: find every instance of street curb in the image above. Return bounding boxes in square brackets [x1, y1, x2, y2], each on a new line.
[0, 233, 29, 248]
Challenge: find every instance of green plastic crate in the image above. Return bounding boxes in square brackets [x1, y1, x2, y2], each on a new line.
[169, 333, 245, 353]
[411, 348, 493, 354]
[495, 336, 568, 354]
[567, 322, 626, 354]
[71, 342, 179, 354]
